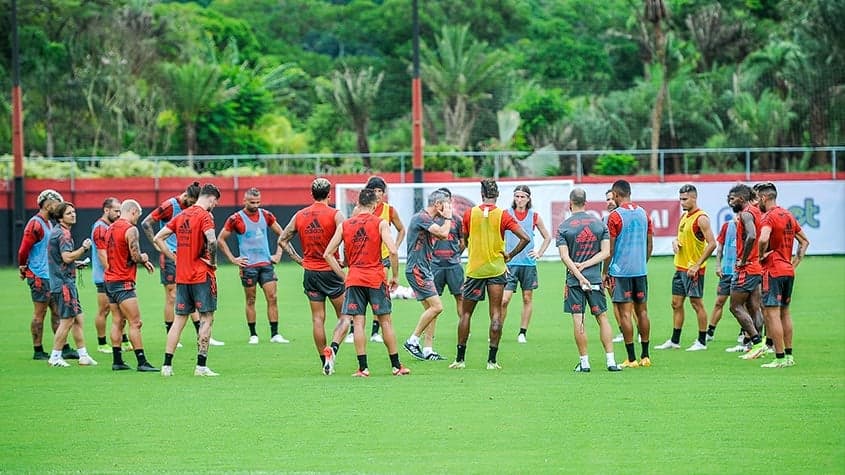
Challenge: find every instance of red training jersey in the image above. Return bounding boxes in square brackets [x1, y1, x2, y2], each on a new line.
[150, 196, 179, 223]
[735, 204, 762, 274]
[760, 206, 801, 277]
[166, 205, 216, 284]
[223, 209, 277, 234]
[17, 213, 51, 275]
[462, 203, 522, 237]
[342, 213, 385, 288]
[294, 202, 340, 271]
[105, 219, 138, 283]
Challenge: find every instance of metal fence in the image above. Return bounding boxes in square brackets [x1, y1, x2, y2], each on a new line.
[1, 146, 841, 183]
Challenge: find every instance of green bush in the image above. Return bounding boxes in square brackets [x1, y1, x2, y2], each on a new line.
[592, 153, 637, 175]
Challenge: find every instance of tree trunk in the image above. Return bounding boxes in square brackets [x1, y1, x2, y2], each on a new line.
[185, 121, 196, 170]
[649, 22, 668, 175]
[809, 98, 829, 169]
[355, 122, 372, 171]
[45, 95, 55, 158]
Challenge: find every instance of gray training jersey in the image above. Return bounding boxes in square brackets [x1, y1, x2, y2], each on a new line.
[432, 215, 463, 267]
[406, 209, 437, 275]
[47, 224, 78, 292]
[556, 211, 609, 286]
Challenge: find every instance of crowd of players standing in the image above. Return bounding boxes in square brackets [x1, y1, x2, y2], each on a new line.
[17, 175, 809, 376]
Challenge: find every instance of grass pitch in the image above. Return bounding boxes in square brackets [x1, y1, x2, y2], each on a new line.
[1, 257, 843, 473]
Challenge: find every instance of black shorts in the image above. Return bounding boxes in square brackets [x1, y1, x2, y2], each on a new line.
[27, 276, 51, 303]
[159, 255, 176, 286]
[406, 267, 438, 301]
[564, 285, 607, 316]
[762, 274, 794, 307]
[505, 265, 539, 292]
[342, 284, 392, 316]
[53, 284, 82, 319]
[671, 271, 704, 298]
[105, 281, 137, 305]
[95, 282, 107, 294]
[303, 270, 345, 301]
[175, 275, 217, 315]
[433, 265, 464, 296]
[609, 276, 649, 304]
[731, 271, 761, 294]
[716, 274, 733, 296]
[240, 264, 277, 288]
[461, 274, 508, 302]
[381, 257, 391, 268]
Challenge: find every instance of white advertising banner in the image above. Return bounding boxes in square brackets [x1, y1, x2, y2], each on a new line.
[337, 180, 845, 257]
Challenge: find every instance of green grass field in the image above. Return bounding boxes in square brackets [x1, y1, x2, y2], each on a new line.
[1, 257, 843, 473]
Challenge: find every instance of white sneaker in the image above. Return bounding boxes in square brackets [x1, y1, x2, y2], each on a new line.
[78, 355, 99, 366]
[270, 334, 290, 343]
[344, 332, 355, 344]
[176, 342, 183, 348]
[369, 333, 384, 343]
[209, 337, 225, 346]
[686, 341, 707, 352]
[161, 365, 173, 377]
[486, 361, 502, 370]
[725, 343, 749, 353]
[248, 335, 259, 345]
[449, 360, 466, 369]
[48, 356, 70, 367]
[737, 332, 745, 343]
[705, 333, 714, 342]
[655, 339, 681, 350]
[517, 334, 527, 344]
[194, 366, 219, 376]
[612, 333, 624, 343]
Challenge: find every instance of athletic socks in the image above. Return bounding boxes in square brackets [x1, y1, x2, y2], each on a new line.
[270, 321, 279, 337]
[163, 353, 174, 366]
[97, 336, 107, 346]
[77, 347, 89, 358]
[134, 349, 147, 365]
[197, 354, 207, 367]
[357, 354, 368, 371]
[785, 347, 792, 355]
[751, 334, 763, 345]
[698, 331, 707, 345]
[408, 334, 420, 346]
[112, 347, 123, 365]
[389, 353, 401, 368]
[122, 334, 129, 343]
[625, 343, 636, 362]
[707, 324, 716, 337]
[671, 328, 682, 344]
[248, 322, 257, 337]
[330, 342, 340, 355]
[456, 344, 467, 362]
[34, 345, 44, 353]
[765, 337, 773, 347]
[423, 346, 433, 357]
[51, 349, 62, 359]
[165, 321, 173, 334]
[640, 341, 650, 359]
[579, 355, 590, 369]
[487, 346, 499, 363]
[371, 320, 380, 336]
[518, 328, 527, 336]
[605, 352, 616, 367]
[193, 320, 201, 333]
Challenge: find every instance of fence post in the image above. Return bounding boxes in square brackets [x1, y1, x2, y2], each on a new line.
[659, 151, 665, 183]
[575, 152, 582, 183]
[315, 156, 321, 176]
[745, 150, 751, 181]
[833, 149, 837, 180]
[400, 154, 406, 182]
[494, 154, 500, 180]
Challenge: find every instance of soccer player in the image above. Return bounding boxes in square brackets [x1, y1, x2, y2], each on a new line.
[756, 182, 810, 368]
[558, 188, 621, 373]
[708, 203, 741, 349]
[155, 184, 222, 377]
[218, 187, 289, 344]
[104, 199, 158, 372]
[450, 179, 530, 370]
[656, 184, 716, 352]
[727, 184, 768, 360]
[18, 189, 75, 360]
[501, 185, 552, 344]
[91, 197, 129, 354]
[605, 189, 624, 343]
[428, 187, 465, 359]
[361, 176, 405, 344]
[323, 188, 410, 377]
[604, 179, 653, 368]
[141, 182, 224, 346]
[401, 189, 454, 361]
[46, 202, 97, 367]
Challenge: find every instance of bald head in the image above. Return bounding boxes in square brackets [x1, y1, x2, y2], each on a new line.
[569, 188, 587, 208]
[120, 199, 143, 224]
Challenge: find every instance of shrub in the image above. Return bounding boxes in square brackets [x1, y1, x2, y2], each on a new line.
[592, 153, 637, 175]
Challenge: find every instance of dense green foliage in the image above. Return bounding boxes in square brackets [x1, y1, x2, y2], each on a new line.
[0, 0, 842, 174]
[1, 258, 843, 472]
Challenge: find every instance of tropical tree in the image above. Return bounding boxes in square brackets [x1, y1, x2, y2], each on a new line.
[321, 66, 383, 170]
[728, 90, 795, 170]
[644, 0, 670, 175]
[162, 61, 237, 161]
[421, 24, 504, 150]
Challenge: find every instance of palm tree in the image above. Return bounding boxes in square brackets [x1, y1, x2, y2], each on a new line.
[325, 66, 384, 170]
[421, 24, 503, 150]
[162, 61, 237, 162]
